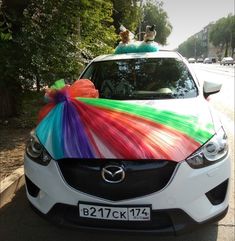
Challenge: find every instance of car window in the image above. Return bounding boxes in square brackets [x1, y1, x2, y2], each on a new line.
[81, 58, 198, 100]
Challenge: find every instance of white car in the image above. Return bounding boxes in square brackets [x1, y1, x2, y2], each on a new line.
[203, 57, 212, 64]
[188, 57, 196, 63]
[220, 57, 234, 65]
[24, 50, 230, 235]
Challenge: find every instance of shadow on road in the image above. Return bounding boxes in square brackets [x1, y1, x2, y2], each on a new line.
[0, 187, 219, 241]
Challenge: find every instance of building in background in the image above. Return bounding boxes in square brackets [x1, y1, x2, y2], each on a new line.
[177, 23, 226, 61]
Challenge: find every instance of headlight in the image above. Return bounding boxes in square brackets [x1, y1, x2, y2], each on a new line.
[26, 133, 52, 166]
[186, 128, 228, 169]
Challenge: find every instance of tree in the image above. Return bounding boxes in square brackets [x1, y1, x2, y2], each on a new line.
[0, 0, 118, 118]
[19, 0, 84, 90]
[178, 37, 196, 58]
[141, 0, 172, 45]
[209, 14, 235, 57]
[79, 0, 117, 55]
[112, 0, 141, 33]
[0, 0, 28, 118]
[178, 36, 207, 59]
[0, 0, 174, 119]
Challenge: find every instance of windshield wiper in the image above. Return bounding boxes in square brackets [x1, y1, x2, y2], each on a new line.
[104, 93, 174, 100]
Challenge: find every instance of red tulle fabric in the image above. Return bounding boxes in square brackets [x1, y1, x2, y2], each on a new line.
[38, 79, 99, 123]
[38, 102, 56, 124]
[67, 79, 99, 98]
[73, 100, 200, 160]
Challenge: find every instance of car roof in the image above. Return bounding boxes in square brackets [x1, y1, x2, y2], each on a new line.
[92, 50, 183, 62]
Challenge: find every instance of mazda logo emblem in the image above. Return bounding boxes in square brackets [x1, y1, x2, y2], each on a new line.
[101, 165, 125, 183]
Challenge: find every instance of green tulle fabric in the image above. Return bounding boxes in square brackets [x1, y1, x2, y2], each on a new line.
[78, 97, 214, 144]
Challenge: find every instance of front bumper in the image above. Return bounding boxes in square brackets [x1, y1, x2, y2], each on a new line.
[24, 154, 231, 234]
[30, 201, 228, 235]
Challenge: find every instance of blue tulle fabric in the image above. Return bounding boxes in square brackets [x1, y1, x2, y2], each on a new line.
[114, 41, 159, 54]
[36, 103, 64, 160]
[137, 42, 159, 53]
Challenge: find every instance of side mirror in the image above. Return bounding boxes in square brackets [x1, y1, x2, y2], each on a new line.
[203, 80, 222, 98]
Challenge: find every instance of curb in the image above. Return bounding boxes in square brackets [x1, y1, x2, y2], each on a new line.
[0, 166, 25, 208]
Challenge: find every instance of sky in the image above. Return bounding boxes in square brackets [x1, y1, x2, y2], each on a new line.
[161, 0, 234, 49]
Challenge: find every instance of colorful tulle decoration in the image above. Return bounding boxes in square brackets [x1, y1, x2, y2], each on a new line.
[114, 41, 159, 54]
[114, 42, 139, 54]
[137, 41, 159, 53]
[36, 79, 215, 162]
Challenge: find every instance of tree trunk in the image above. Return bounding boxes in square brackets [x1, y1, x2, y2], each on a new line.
[36, 77, 40, 92]
[224, 42, 228, 57]
[0, 87, 18, 118]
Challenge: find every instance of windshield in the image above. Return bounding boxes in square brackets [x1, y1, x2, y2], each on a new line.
[81, 58, 198, 100]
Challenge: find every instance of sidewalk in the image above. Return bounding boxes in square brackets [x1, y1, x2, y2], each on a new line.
[0, 166, 24, 208]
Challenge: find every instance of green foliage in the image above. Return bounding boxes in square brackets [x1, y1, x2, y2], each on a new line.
[0, 31, 12, 40]
[209, 15, 234, 47]
[16, 90, 44, 128]
[209, 14, 235, 57]
[19, 0, 84, 88]
[79, 0, 117, 55]
[0, 9, 12, 41]
[178, 15, 234, 59]
[178, 37, 206, 59]
[0, 4, 24, 118]
[2, 90, 45, 128]
[141, 1, 172, 45]
[0, 0, 173, 119]
[178, 38, 194, 58]
[112, 0, 141, 33]
[0, 7, 16, 81]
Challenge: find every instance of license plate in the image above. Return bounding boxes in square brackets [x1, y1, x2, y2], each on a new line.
[79, 203, 151, 221]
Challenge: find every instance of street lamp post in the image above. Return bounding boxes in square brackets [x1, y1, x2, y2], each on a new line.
[138, 0, 143, 41]
[194, 37, 197, 59]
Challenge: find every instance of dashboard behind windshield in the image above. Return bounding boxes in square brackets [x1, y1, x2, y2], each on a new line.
[81, 58, 198, 100]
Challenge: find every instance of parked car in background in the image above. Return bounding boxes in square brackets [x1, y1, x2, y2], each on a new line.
[188, 57, 196, 63]
[211, 57, 217, 63]
[204, 58, 212, 64]
[196, 58, 203, 63]
[220, 57, 234, 65]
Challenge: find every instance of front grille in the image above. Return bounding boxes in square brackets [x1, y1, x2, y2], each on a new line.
[57, 159, 177, 201]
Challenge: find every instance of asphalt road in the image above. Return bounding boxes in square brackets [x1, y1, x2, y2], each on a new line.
[0, 63, 234, 241]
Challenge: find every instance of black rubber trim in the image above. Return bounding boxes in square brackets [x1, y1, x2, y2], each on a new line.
[25, 175, 40, 197]
[206, 179, 228, 205]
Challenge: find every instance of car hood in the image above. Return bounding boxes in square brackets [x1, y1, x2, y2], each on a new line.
[36, 96, 217, 162]
[126, 97, 218, 131]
